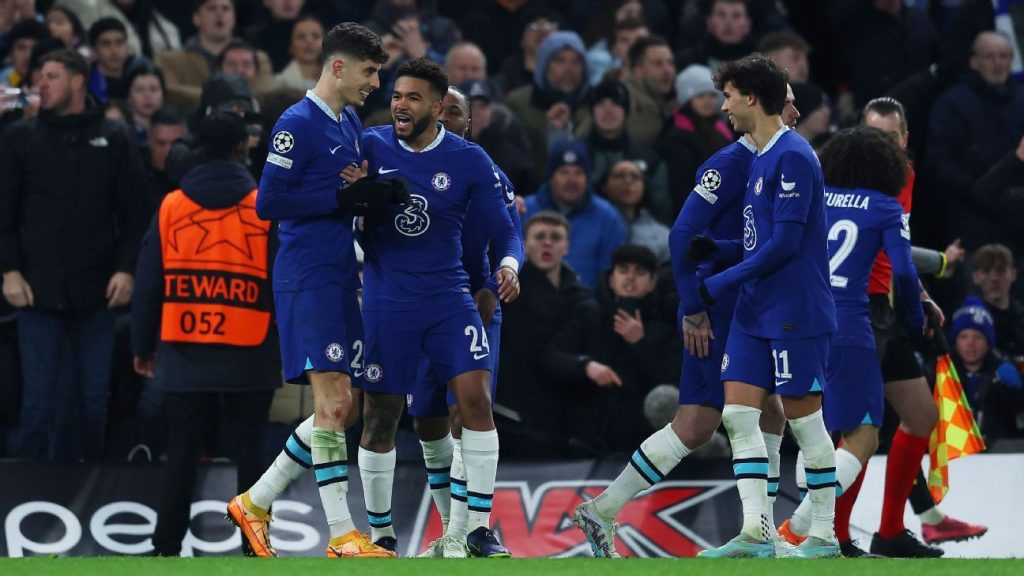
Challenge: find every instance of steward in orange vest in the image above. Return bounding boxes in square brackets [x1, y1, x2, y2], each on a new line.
[129, 111, 281, 556]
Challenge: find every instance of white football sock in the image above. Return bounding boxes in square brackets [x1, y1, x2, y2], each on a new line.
[248, 416, 313, 511]
[420, 433, 454, 533]
[359, 446, 397, 541]
[723, 404, 770, 542]
[789, 411, 836, 542]
[461, 428, 498, 533]
[310, 427, 355, 538]
[593, 424, 691, 520]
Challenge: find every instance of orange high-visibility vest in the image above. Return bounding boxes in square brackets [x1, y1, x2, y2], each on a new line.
[158, 188, 272, 346]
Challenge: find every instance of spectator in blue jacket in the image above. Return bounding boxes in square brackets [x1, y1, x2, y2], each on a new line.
[524, 139, 625, 289]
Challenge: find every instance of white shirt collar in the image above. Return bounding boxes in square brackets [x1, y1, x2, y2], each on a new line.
[305, 90, 340, 123]
[738, 134, 758, 154]
[758, 126, 789, 156]
[397, 123, 446, 153]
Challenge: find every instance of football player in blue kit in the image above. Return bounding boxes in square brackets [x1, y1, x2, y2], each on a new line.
[348, 59, 520, 559]
[694, 54, 839, 559]
[227, 22, 402, 559]
[571, 84, 801, 558]
[777, 127, 924, 556]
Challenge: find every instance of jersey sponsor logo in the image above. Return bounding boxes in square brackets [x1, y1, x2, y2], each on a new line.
[721, 353, 730, 372]
[742, 205, 757, 251]
[901, 212, 911, 240]
[272, 131, 295, 154]
[395, 194, 430, 237]
[266, 153, 293, 169]
[431, 172, 451, 192]
[780, 173, 796, 192]
[700, 169, 722, 192]
[378, 167, 399, 174]
[325, 343, 344, 362]
[753, 177, 763, 196]
[409, 480, 731, 558]
[365, 363, 383, 383]
[328, 144, 344, 154]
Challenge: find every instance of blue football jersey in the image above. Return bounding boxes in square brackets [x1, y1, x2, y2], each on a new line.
[359, 126, 519, 309]
[672, 137, 756, 316]
[256, 92, 362, 292]
[462, 167, 523, 324]
[826, 186, 920, 346]
[734, 128, 836, 339]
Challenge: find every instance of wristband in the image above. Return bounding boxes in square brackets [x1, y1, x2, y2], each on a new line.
[936, 252, 949, 278]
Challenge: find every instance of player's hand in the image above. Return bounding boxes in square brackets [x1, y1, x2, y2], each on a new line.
[686, 235, 718, 262]
[495, 266, 520, 303]
[546, 102, 571, 131]
[614, 309, 645, 344]
[2, 270, 34, 308]
[107, 272, 134, 308]
[922, 297, 943, 340]
[133, 355, 156, 379]
[585, 360, 622, 387]
[341, 160, 368, 184]
[474, 288, 498, 326]
[941, 238, 964, 277]
[337, 179, 400, 215]
[392, 17, 428, 59]
[682, 310, 715, 358]
[514, 195, 527, 216]
[699, 280, 716, 306]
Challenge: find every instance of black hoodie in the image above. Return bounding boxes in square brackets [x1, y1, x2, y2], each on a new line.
[131, 160, 281, 393]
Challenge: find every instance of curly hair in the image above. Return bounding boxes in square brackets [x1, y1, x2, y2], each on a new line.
[819, 126, 908, 198]
[323, 22, 388, 65]
[395, 58, 449, 100]
[713, 53, 787, 115]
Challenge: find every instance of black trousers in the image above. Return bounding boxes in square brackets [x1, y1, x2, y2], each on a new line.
[152, 390, 274, 556]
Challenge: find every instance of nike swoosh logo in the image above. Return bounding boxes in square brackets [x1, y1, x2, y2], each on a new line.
[379, 167, 399, 174]
[473, 353, 490, 360]
[775, 380, 789, 387]
[329, 145, 343, 154]
[780, 174, 796, 191]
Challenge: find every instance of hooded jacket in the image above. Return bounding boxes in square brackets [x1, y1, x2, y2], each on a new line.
[131, 160, 281, 393]
[0, 98, 149, 313]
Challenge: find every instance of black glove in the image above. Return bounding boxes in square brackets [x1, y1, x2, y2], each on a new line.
[699, 280, 716, 306]
[687, 235, 718, 262]
[337, 178, 408, 216]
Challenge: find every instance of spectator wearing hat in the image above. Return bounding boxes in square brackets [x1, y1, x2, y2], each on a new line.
[459, 78, 536, 199]
[622, 35, 676, 148]
[544, 244, 680, 456]
[87, 17, 150, 104]
[506, 30, 592, 175]
[583, 78, 672, 224]
[791, 82, 832, 148]
[658, 63, 733, 214]
[132, 111, 280, 555]
[1, 17, 49, 88]
[949, 297, 1024, 442]
[0, 49, 149, 462]
[524, 139, 626, 289]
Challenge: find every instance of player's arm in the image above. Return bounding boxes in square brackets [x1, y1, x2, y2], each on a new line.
[670, 190, 724, 315]
[883, 208, 925, 335]
[704, 152, 814, 302]
[256, 117, 334, 220]
[474, 162, 521, 302]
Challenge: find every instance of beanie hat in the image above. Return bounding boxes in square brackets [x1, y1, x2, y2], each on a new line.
[675, 64, 718, 106]
[590, 79, 630, 111]
[546, 139, 591, 181]
[951, 296, 996, 348]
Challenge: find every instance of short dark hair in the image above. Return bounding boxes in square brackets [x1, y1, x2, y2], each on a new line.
[88, 17, 127, 47]
[862, 96, 908, 135]
[29, 38, 65, 74]
[758, 30, 810, 55]
[973, 244, 1014, 272]
[612, 244, 657, 275]
[7, 18, 49, 45]
[524, 210, 571, 236]
[628, 35, 669, 70]
[323, 22, 388, 65]
[713, 53, 788, 115]
[395, 57, 449, 100]
[216, 40, 260, 72]
[127, 63, 165, 94]
[447, 84, 471, 121]
[819, 126, 908, 198]
[150, 107, 186, 128]
[192, 0, 233, 13]
[40, 48, 89, 79]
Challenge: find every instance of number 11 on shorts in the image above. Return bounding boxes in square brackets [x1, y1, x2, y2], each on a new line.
[773, 348, 792, 380]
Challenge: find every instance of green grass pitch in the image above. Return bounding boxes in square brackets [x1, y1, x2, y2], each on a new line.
[1, 557, 1021, 576]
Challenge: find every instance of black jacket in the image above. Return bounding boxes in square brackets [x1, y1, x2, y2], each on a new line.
[131, 160, 281, 393]
[498, 261, 596, 449]
[971, 150, 1024, 253]
[0, 101, 149, 313]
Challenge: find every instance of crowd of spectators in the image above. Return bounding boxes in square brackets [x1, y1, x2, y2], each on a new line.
[1, 0, 1023, 463]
